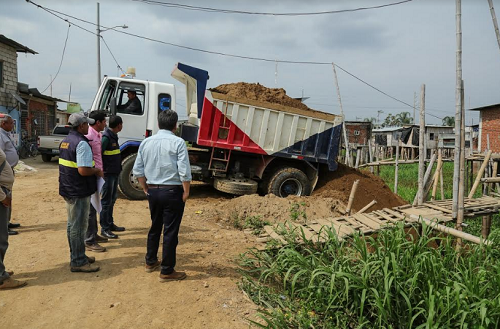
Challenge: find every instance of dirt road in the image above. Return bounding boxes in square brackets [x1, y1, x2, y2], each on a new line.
[1, 157, 256, 328]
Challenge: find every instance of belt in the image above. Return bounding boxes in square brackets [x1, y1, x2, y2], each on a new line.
[147, 184, 181, 189]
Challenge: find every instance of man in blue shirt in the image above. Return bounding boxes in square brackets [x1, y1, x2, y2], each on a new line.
[59, 113, 103, 273]
[133, 110, 191, 282]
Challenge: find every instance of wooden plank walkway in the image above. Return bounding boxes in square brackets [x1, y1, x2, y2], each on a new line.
[256, 196, 500, 247]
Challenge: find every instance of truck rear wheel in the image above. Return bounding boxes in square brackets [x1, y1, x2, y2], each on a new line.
[267, 167, 312, 197]
[118, 153, 147, 200]
[214, 176, 258, 195]
[42, 154, 52, 162]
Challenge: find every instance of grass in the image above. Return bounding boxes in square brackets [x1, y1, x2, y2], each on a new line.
[232, 213, 270, 235]
[239, 223, 500, 328]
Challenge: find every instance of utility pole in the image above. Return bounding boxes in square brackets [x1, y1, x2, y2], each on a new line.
[413, 91, 417, 124]
[488, 0, 500, 53]
[453, 0, 463, 224]
[332, 63, 351, 166]
[97, 2, 101, 88]
[377, 110, 384, 127]
[417, 84, 426, 205]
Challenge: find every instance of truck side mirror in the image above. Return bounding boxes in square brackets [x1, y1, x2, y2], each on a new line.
[110, 97, 117, 115]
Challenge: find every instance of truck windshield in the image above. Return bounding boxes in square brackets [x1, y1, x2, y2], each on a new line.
[53, 126, 71, 135]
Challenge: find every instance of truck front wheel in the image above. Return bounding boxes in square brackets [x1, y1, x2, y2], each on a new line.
[41, 154, 52, 162]
[267, 167, 312, 197]
[118, 153, 147, 200]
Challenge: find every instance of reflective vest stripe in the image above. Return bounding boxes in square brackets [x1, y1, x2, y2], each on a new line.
[59, 159, 96, 168]
[59, 158, 77, 168]
[103, 149, 120, 155]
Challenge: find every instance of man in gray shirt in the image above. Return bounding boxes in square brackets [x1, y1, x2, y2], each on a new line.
[0, 115, 20, 235]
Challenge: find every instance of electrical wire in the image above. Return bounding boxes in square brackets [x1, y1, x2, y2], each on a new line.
[27, 0, 443, 120]
[131, 0, 413, 16]
[42, 23, 70, 93]
[101, 38, 125, 74]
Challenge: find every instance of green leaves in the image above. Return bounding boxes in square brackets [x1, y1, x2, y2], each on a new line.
[238, 223, 500, 328]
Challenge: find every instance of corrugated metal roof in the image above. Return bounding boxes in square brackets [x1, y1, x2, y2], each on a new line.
[0, 35, 37, 54]
[372, 127, 402, 132]
[468, 103, 500, 111]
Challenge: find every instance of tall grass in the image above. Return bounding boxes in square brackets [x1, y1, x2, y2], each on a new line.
[239, 223, 500, 328]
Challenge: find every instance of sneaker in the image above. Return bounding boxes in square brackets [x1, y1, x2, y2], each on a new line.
[145, 260, 161, 273]
[159, 271, 187, 282]
[85, 243, 106, 252]
[0, 277, 27, 290]
[8, 223, 20, 229]
[87, 256, 96, 264]
[6, 270, 14, 276]
[8, 229, 18, 235]
[71, 263, 100, 273]
[110, 224, 125, 232]
[95, 234, 109, 243]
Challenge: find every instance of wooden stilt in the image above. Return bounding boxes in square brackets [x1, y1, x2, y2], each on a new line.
[468, 150, 493, 198]
[346, 180, 360, 215]
[482, 215, 492, 239]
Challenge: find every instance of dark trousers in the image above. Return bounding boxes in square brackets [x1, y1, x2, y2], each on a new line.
[100, 174, 119, 231]
[0, 191, 10, 284]
[146, 186, 185, 275]
[85, 205, 97, 244]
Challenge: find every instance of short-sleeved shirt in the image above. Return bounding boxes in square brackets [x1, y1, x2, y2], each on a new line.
[76, 141, 94, 167]
[0, 128, 19, 167]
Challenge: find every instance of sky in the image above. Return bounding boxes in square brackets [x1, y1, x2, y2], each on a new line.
[1, 0, 500, 126]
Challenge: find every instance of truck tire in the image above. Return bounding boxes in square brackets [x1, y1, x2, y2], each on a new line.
[213, 177, 258, 195]
[42, 154, 52, 162]
[118, 153, 147, 200]
[267, 167, 312, 197]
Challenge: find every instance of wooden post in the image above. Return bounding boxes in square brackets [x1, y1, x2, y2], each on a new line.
[431, 149, 443, 201]
[468, 150, 493, 198]
[417, 84, 426, 205]
[355, 148, 360, 169]
[493, 161, 500, 193]
[346, 180, 360, 215]
[440, 164, 445, 200]
[482, 215, 492, 239]
[356, 200, 377, 214]
[409, 215, 492, 246]
[452, 0, 462, 222]
[368, 141, 374, 173]
[457, 80, 466, 240]
[332, 64, 350, 166]
[394, 134, 400, 194]
[488, 0, 500, 53]
[421, 152, 438, 203]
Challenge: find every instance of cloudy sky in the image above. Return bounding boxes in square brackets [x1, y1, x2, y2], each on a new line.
[2, 0, 500, 125]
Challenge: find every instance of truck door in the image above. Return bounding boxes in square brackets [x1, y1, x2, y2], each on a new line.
[115, 81, 148, 142]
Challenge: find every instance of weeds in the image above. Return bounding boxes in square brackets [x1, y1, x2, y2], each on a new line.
[290, 202, 307, 222]
[238, 223, 500, 328]
[231, 212, 270, 235]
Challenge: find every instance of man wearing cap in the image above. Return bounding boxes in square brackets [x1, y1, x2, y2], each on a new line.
[59, 113, 103, 273]
[0, 115, 21, 235]
[117, 90, 142, 115]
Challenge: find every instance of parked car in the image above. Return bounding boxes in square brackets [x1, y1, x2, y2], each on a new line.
[37, 125, 71, 162]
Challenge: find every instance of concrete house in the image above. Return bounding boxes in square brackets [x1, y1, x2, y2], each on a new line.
[0, 35, 37, 145]
[344, 121, 372, 146]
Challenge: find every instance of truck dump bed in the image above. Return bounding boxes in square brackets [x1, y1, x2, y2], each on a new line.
[172, 62, 343, 170]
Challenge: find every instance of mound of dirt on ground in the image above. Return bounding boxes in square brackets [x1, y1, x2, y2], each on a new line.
[314, 164, 407, 212]
[198, 193, 345, 224]
[210, 82, 312, 111]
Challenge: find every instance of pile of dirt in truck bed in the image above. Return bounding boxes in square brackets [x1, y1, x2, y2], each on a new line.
[210, 82, 312, 111]
[313, 164, 407, 212]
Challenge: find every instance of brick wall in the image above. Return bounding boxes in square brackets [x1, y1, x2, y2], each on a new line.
[345, 122, 371, 145]
[480, 108, 500, 152]
[0, 43, 18, 107]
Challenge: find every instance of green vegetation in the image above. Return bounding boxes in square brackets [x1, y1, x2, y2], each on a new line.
[239, 223, 500, 328]
[290, 202, 307, 222]
[232, 213, 270, 235]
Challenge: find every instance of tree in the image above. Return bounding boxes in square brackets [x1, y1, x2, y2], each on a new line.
[381, 111, 413, 127]
[363, 117, 376, 124]
[442, 116, 455, 126]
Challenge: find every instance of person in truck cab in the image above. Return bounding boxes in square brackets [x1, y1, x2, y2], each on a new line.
[117, 90, 142, 115]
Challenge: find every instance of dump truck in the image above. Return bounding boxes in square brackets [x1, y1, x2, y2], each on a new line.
[90, 63, 342, 200]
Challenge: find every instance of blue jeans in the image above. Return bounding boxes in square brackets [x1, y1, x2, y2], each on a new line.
[0, 190, 10, 284]
[100, 174, 119, 231]
[65, 196, 90, 267]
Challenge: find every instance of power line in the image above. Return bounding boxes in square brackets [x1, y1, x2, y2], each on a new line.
[26, 0, 124, 81]
[27, 0, 422, 116]
[42, 23, 70, 93]
[132, 0, 413, 16]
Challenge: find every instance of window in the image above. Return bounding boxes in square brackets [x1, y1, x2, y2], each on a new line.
[53, 126, 71, 135]
[354, 130, 360, 136]
[158, 93, 171, 114]
[116, 82, 145, 115]
[97, 80, 117, 112]
[0, 61, 3, 87]
[429, 133, 435, 141]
